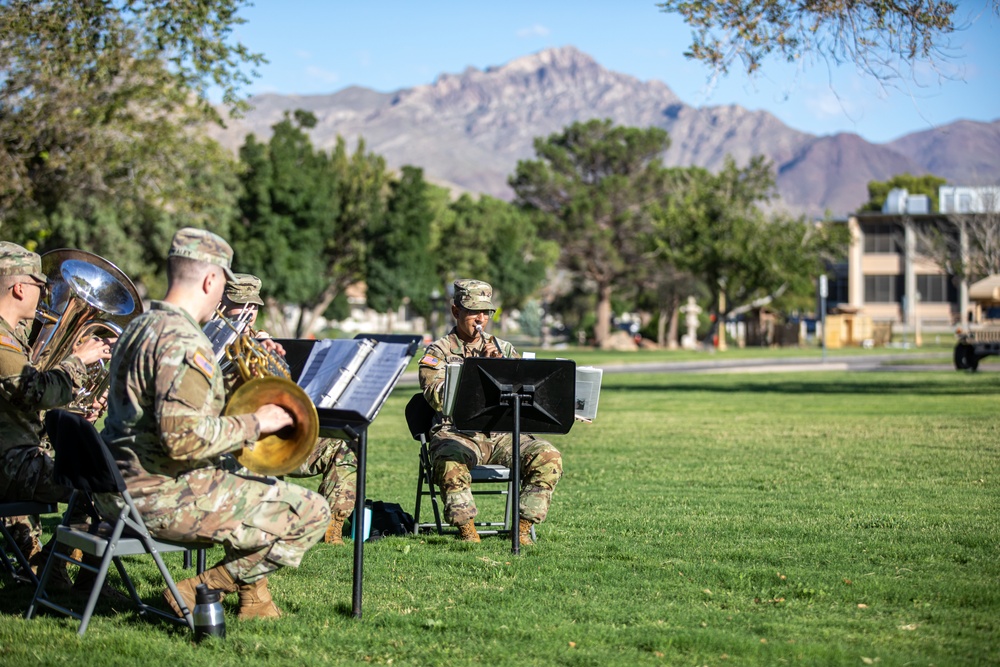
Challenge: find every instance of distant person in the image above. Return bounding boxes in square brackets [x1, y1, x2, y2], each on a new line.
[101, 228, 330, 621]
[417, 279, 563, 543]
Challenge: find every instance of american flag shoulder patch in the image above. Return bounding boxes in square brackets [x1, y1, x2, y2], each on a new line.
[0, 335, 21, 352]
[419, 354, 441, 368]
[190, 350, 216, 379]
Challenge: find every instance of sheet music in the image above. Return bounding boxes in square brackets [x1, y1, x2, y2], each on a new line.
[574, 366, 603, 422]
[298, 339, 375, 408]
[336, 342, 412, 420]
[297, 337, 413, 421]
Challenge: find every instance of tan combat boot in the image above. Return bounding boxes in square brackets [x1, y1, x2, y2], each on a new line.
[518, 519, 534, 546]
[163, 564, 238, 618]
[456, 520, 480, 543]
[237, 576, 282, 620]
[29, 547, 74, 591]
[324, 516, 345, 545]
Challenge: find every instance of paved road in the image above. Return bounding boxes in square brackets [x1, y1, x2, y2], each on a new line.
[597, 352, 957, 375]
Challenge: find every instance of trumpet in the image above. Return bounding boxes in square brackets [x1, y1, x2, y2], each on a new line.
[208, 308, 319, 476]
[30, 249, 142, 418]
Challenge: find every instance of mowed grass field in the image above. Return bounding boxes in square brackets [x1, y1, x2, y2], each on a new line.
[1, 367, 998, 666]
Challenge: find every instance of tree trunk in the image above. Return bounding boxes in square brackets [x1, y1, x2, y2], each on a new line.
[666, 294, 680, 350]
[594, 283, 613, 345]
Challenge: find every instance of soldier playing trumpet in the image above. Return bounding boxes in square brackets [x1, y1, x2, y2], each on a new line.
[216, 274, 359, 546]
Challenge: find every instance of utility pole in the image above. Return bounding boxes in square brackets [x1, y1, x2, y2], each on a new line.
[819, 275, 828, 363]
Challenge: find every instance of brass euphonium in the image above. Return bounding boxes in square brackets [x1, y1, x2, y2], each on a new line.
[206, 309, 319, 476]
[30, 249, 143, 418]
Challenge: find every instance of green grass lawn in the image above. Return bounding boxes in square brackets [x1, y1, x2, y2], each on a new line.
[2, 369, 998, 665]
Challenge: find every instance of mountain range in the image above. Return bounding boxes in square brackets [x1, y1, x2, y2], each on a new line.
[207, 46, 1000, 217]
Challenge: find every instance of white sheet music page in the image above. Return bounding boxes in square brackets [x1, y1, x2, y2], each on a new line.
[336, 342, 413, 420]
[574, 366, 603, 422]
[298, 339, 373, 408]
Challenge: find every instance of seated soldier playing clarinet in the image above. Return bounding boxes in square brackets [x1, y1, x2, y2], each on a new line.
[417, 279, 563, 544]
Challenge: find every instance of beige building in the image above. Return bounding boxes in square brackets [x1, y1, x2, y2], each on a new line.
[838, 212, 966, 331]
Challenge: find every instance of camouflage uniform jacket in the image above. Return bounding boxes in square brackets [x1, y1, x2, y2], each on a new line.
[418, 327, 518, 429]
[0, 316, 88, 455]
[101, 301, 260, 496]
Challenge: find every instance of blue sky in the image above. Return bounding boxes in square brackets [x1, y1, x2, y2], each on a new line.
[229, 1, 1000, 144]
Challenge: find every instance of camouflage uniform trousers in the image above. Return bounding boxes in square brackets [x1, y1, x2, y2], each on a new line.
[429, 430, 563, 527]
[116, 468, 330, 583]
[1, 444, 71, 549]
[286, 438, 357, 521]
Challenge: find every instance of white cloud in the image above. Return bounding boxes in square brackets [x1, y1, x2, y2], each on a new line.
[305, 65, 339, 85]
[295, 49, 311, 60]
[516, 24, 550, 38]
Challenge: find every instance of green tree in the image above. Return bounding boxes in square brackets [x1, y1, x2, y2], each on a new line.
[510, 119, 671, 345]
[234, 111, 339, 337]
[0, 0, 258, 290]
[437, 194, 556, 326]
[653, 158, 848, 325]
[657, 0, 988, 82]
[861, 172, 948, 212]
[235, 113, 389, 336]
[365, 166, 438, 323]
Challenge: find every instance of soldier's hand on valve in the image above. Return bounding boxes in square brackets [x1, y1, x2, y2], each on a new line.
[257, 337, 285, 357]
[254, 403, 294, 435]
[73, 336, 116, 366]
[85, 390, 109, 424]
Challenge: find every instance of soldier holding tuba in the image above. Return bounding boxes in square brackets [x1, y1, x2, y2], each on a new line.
[100, 228, 330, 621]
[0, 242, 113, 586]
[215, 274, 360, 546]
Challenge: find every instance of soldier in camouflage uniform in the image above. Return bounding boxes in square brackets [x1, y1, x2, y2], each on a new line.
[216, 274, 358, 545]
[417, 279, 563, 544]
[0, 242, 111, 581]
[100, 228, 330, 621]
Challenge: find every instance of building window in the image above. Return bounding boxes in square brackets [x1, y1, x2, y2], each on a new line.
[916, 274, 953, 303]
[864, 275, 901, 303]
[959, 194, 973, 213]
[863, 224, 901, 253]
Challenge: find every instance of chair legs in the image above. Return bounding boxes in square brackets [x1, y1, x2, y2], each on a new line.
[26, 501, 196, 635]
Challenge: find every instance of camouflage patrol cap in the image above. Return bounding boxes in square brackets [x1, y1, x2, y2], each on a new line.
[453, 278, 495, 311]
[224, 273, 264, 306]
[168, 227, 235, 280]
[0, 242, 47, 283]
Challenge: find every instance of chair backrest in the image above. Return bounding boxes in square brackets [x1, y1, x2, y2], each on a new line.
[45, 409, 125, 494]
[404, 393, 436, 441]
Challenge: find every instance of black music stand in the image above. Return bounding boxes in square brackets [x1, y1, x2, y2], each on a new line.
[451, 358, 576, 554]
[277, 333, 422, 619]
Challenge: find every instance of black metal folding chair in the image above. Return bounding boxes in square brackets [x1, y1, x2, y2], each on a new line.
[406, 392, 517, 536]
[26, 410, 199, 636]
[1, 500, 58, 586]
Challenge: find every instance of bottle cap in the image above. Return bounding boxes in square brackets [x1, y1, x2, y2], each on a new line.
[195, 582, 222, 604]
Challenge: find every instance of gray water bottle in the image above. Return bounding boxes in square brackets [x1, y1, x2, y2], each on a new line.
[192, 583, 226, 641]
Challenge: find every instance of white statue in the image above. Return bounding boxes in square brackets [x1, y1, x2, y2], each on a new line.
[680, 296, 702, 350]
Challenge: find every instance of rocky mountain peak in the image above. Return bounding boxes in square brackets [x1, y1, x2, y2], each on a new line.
[208, 48, 998, 217]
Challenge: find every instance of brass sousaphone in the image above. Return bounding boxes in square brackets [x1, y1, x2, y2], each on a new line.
[208, 312, 319, 476]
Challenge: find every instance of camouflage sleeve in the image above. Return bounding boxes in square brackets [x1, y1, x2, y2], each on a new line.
[0, 345, 88, 411]
[154, 338, 259, 461]
[417, 343, 447, 413]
